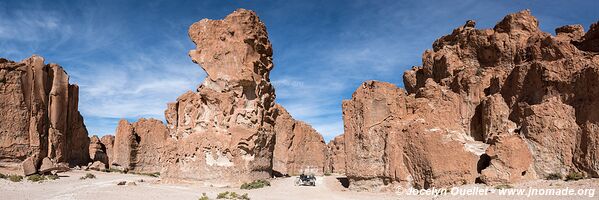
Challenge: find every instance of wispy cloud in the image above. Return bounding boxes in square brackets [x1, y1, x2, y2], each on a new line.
[1, 0, 597, 140]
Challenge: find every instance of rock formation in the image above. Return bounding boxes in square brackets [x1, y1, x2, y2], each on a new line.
[272, 104, 327, 176]
[88, 9, 329, 185]
[88, 135, 109, 167]
[100, 135, 115, 168]
[344, 10, 599, 190]
[0, 55, 89, 175]
[159, 9, 277, 185]
[343, 80, 481, 191]
[111, 118, 167, 173]
[325, 134, 346, 174]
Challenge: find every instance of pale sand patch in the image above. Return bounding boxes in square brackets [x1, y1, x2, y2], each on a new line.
[0, 170, 597, 200]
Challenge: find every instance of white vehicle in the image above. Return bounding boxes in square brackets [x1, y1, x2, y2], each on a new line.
[295, 174, 316, 186]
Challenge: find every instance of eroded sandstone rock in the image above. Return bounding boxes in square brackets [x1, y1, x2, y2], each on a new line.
[480, 135, 535, 184]
[343, 80, 481, 191]
[346, 10, 599, 190]
[325, 135, 346, 174]
[89, 135, 109, 167]
[0, 56, 90, 175]
[272, 104, 326, 176]
[112, 118, 167, 173]
[160, 9, 277, 185]
[39, 157, 69, 174]
[100, 135, 115, 168]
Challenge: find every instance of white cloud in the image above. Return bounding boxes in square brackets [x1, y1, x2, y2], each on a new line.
[3, 0, 592, 142]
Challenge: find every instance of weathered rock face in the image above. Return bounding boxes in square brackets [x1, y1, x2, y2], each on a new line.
[161, 9, 277, 185]
[0, 56, 89, 175]
[325, 134, 346, 174]
[100, 135, 115, 168]
[343, 80, 481, 191]
[480, 135, 535, 184]
[272, 104, 326, 176]
[345, 10, 599, 190]
[88, 135, 109, 167]
[111, 118, 167, 173]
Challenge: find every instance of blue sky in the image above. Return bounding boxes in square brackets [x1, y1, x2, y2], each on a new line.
[1, 0, 597, 141]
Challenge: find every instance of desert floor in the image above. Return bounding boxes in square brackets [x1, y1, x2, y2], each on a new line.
[1, 170, 598, 200]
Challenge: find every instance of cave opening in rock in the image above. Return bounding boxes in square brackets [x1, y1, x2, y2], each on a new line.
[337, 177, 350, 188]
[272, 170, 287, 177]
[477, 154, 491, 173]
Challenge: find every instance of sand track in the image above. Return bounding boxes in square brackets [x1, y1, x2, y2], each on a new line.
[1, 170, 597, 200]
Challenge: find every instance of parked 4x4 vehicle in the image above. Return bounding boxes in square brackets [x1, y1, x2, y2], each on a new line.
[295, 174, 316, 186]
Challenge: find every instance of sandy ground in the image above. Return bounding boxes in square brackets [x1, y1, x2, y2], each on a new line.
[1, 170, 598, 200]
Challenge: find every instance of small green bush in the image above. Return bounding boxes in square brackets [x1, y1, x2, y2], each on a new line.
[494, 184, 513, 190]
[240, 179, 270, 190]
[46, 174, 59, 180]
[102, 168, 125, 173]
[130, 172, 160, 177]
[8, 174, 23, 182]
[565, 172, 585, 181]
[216, 191, 250, 200]
[324, 172, 331, 176]
[239, 193, 250, 200]
[27, 174, 46, 182]
[545, 173, 563, 180]
[80, 173, 96, 180]
[198, 193, 210, 200]
[217, 191, 229, 199]
[0, 173, 6, 179]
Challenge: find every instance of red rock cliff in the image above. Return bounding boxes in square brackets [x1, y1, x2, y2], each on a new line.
[0, 55, 89, 175]
[344, 10, 599, 190]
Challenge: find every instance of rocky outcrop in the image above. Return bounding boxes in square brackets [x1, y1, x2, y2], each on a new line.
[100, 135, 115, 168]
[86, 9, 328, 185]
[479, 135, 535, 184]
[160, 9, 277, 185]
[88, 135, 109, 167]
[325, 135, 346, 174]
[344, 10, 599, 190]
[343, 80, 481, 191]
[272, 104, 326, 176]
[111, 118, 167, 173]
[0, 55, 89, 175]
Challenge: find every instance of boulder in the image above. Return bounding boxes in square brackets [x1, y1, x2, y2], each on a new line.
[89, 161, 107, 171]
[21, 156, 37, 176]
[39, 157, 54, 173]
[39, 157, 70, 174]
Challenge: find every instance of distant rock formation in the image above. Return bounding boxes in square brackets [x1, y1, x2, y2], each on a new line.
[100, 135, 114, 168]
[273, 104, 326, 176]
[88, 135, 109, 167]
[325, 134, 346, 174]
[0, 55, 89, 175]
[111, 118, 167, 173]
[343, 10, 599, 190]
